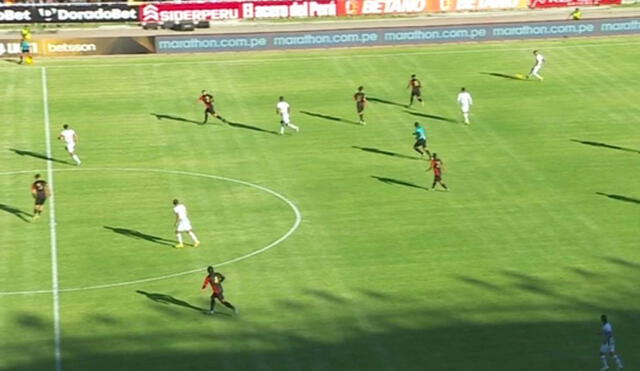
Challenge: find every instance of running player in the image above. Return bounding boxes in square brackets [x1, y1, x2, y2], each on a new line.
[276, 96, 300, 135]
[426, 153, 448, 191]
[353, 86, 367, 125]
[172, 199, 200, 249]
[57, 124, 81, 166]
[599, 314, 624, 371]
[412, 122, 430, 158]
[30, 174, 51, 221]
[456, 87, 473, 125]
[527, 50, 545, 81]
[201, 266, 237, 315]
[407, 74, 424, 107]
[198, 90, 226, 124]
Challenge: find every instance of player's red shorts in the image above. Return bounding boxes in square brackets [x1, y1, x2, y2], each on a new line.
[211, 291, 224, 300]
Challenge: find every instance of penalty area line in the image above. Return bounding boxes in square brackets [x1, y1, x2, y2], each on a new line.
[42, 67, 63, 371]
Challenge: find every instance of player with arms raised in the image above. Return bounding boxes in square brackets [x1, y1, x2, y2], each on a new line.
[599, 314, 624, 371]
[407, 74, 424, 108]
[58, 124, 81, 166]
[426, 153, 448, 191]
[172, 199, 200, 249]
[527, 50, 545, 81]
[353, 86, 367, 125]
[202, 266, 237, 315]
[31, 174, 51, 221]
[198, 90, 226, 124]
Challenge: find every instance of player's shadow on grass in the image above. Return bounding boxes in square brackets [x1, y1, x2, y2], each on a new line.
[0, 203, 32, 223]
[367, 97, 408, 108]
[371, 176, 429, 190]
[104, 226, 176, 247]
[571, 139, 640, 154]
[595, 192, 640, 205]
[299, 111, 360, 125]
[404, 111, 458, 123]
[9, 148, 73, 166]
[480, 72, 527, 81]
[227, 121, 279, 135]
[136, 291, 206, 312]
[353, 146, 421, 160]
[2, 58, 21, 65]
[151, 113, 202, 125]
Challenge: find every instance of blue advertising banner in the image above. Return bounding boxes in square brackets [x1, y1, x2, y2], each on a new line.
[156, 17, 640, 53]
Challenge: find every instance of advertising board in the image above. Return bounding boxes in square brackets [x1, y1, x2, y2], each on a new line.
[0, 4, 138, 24]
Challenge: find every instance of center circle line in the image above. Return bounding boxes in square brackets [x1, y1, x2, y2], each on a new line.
[0, 167, 302, 296]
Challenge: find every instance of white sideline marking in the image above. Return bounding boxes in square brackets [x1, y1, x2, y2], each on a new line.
[0, 167, 302, 296]
[41, 67, 63, 371]
[17, 40, 640, 70]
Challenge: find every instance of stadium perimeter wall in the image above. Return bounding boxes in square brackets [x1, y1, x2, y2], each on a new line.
[0, 9, 639, 57]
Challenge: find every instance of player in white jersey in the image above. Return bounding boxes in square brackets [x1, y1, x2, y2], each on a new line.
[57, 124, 81, 165]
[276, 96, 300, 135]
[599, 314, 624, 371]
[527, 50, 545, 81]
[456, 87, 473, 125]
[172, 199, 200, 249]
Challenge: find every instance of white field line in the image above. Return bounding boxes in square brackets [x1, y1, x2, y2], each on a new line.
[11, 40, 640, 70]
[0, 167, 302, 296]
[41, 67, 63, 371]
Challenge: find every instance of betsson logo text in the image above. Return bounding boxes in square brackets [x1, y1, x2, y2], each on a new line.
[47, 43, 97, 53]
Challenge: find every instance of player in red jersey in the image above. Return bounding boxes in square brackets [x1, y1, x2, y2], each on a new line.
[201, 266, 237, 315]
[407, 74, 424, 108]
[353, 86, 367, 125]
[426, 153, 448, 191]
[30, 174, 51, 221]
[198, 90, 227, 125]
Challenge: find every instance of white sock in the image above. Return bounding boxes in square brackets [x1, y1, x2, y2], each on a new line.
[463, 113, 469, 123]
[176, 233, 183, 245]
[601, 355, 609, 368]
[188, 231, 199, 243]
[288, 123, 299, 131]
[72, 154, 81, 164]
[279, 126, 284, 135]
[613, 354, 623, 367]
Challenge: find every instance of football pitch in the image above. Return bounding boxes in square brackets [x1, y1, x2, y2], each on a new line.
[1, 35, 639, 371]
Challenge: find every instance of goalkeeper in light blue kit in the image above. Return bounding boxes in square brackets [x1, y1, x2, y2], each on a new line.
[412, 122, 430, 159]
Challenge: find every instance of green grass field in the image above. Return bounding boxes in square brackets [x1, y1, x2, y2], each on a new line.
[1, 36, 639, 371]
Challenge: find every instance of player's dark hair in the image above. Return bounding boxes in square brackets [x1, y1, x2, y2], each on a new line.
[411, 74, 416, 78]
[172, 199, 179, 205]
[279, 96, 284, 101]
[358, 86, 363, 91]
[201, 90, 206, 94]
[414, 122, 419, 127]
[207, 266, 215, 275]
[63, 124, 68, 129]
[461, 87, 466, 91]
[533, 50, 538, 54]
[35, 174, 40, 179]
[601, 314, 607, 323]
[432, 153, 438, 159]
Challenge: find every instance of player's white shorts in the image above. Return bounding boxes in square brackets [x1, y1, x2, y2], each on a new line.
[176, 218, 192, 232]
[280, 114, 291, 125]
[600, 341, 616, 354]
[460, 104, 470, 114]
[531, 65, 542, 75]
[65, 142, 76, 153]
